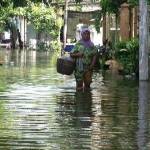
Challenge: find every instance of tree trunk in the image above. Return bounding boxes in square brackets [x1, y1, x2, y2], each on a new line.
[115, 14, 118, 44]
[139, 0, 149, 80]
[102, 14, 107, 42]
[133, 7, 138, 38]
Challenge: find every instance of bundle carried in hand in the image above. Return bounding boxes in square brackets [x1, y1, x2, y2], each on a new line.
[57, 56, 75, 75]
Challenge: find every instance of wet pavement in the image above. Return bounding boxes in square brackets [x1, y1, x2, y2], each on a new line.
[0, 49, 149, 150]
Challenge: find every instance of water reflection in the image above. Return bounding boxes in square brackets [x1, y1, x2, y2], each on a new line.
[137, 81, 149, 150]
[55, 91, 93, 150]
[91, 77, 139, 150]
[0, 49, 51, 68]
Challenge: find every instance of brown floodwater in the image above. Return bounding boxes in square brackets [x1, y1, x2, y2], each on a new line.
[0, 49, 149, 150]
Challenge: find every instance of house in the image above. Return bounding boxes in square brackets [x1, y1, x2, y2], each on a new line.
[66, 0, 102, 45]
[67, 11, 102, 45]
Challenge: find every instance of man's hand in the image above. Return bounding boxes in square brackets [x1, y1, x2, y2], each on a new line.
[89, 55, 97, 70]
[77, 52, 83, 58]
[89, 64, 94, 71]
[71, 52, 83, 58]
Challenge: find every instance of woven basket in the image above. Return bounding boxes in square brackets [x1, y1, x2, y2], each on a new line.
[57, 57, 75, 75]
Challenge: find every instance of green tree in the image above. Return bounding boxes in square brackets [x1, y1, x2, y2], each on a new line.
[26, 2, 62, 38]
[0, 0, 62, 49]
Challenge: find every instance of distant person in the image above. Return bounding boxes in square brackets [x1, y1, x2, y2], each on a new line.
[101, 39, 108, 53]
[70, 28, 97, 91]
[17, 29, 23, 49]
[107, 40, 113, 58]
[100, 39, 112, 59]
[60, 26, 64, 43]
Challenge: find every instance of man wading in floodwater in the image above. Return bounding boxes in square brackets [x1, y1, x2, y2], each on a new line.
[70, 28, 97, 91]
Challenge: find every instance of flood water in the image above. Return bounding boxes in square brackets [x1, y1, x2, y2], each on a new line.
[0, 49, 150, 150]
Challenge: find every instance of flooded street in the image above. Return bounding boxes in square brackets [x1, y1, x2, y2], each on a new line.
[0, 49, 150, 150]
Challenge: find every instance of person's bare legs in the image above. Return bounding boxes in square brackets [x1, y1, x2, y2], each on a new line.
[84, 71, 92, 90]
[76, 80, 84, 91]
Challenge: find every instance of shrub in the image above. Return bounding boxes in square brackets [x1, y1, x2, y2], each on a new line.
[114, 38, 139, 75]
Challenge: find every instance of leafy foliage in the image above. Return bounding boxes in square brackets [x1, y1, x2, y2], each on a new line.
[12, 0, 48, 7]
[0, 4, 13, 32]
[128, 0, 138, 6]
[100, 0, 150, 14]
[0, 0, 11, 7]
[115, 38, 139, 75]
[25, 2, 62, 38]
[49, 40, 61, 51]
[93, 10, 102, 33]
[100, 0, 127, 15]
[0, 0, 63, 39]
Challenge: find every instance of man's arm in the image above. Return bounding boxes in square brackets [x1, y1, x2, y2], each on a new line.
[70, 42, 83, 58]
[89, 55, 96, 70]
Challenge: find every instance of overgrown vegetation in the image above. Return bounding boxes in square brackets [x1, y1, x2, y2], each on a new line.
[25, 2, 62, 38]
[114, 38, 139, 76]
[0, 0, 63, 50]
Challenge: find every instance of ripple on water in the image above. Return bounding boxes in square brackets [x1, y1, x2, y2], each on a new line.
[0, 50, 149, 149]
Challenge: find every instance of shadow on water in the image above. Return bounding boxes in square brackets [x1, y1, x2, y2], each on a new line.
[0, 49, 150, 149]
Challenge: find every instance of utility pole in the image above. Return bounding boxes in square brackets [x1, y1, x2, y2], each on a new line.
[63, 0, 68, 52]
[139, 0, 149, 80]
